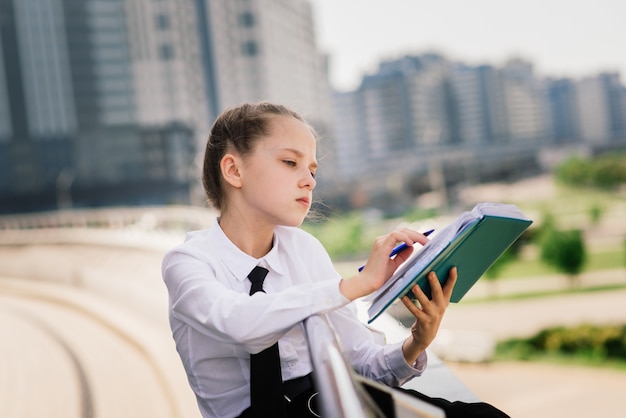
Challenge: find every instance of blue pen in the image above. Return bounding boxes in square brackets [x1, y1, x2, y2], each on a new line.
[358, 228, 434, 272]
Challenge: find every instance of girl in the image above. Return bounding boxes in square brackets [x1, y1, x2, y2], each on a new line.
[162, 102, 506, 418]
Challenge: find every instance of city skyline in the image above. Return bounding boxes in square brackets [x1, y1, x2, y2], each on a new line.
[310, 0, 626, 90]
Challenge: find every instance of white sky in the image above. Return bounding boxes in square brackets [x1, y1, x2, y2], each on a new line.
[309, 0, 626, 91]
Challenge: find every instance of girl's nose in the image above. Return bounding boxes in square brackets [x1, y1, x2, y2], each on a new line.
[301, 170, 316, 189]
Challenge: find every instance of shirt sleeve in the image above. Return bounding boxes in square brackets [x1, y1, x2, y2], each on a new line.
[328, 303, 427, 387]
[162, 244, 349, 354]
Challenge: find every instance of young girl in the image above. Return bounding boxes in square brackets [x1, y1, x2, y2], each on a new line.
[162, 102, 507, 418]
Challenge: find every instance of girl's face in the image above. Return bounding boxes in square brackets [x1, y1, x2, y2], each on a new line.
[236, 115, 318, 227]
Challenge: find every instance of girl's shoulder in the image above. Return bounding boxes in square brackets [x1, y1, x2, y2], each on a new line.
[164, 227, 214, 258]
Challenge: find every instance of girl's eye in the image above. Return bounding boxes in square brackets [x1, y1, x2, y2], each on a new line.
[310, 171, 317, 179]
[283, 160, 296, 167]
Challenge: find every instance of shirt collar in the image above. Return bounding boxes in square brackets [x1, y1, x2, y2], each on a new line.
[208, 218, 287, 281]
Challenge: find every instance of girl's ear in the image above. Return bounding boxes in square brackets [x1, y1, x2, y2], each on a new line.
[220, 153, 243, 188]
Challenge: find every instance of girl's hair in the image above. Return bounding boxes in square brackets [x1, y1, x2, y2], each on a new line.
[202, 101, 312, 210]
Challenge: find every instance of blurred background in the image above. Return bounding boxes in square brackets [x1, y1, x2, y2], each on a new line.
[0, 0, 625, 417]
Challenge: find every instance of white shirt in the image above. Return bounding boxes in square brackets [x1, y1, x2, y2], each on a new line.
[162, 219, 426, 418]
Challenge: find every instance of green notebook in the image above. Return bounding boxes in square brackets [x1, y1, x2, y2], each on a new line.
[367, 202, 532, 323]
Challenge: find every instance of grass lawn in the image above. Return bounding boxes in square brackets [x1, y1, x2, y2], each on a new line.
[496, 248, 625, 279]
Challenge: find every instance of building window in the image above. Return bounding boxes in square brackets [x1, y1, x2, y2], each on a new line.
[239, 11, 255, 27]
[156, 14, 170, 30]
[159, 44, 174, 60]
[241, 40, 257, 56]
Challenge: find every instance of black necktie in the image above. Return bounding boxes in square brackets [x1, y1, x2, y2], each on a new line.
[248, 266, 286, 417]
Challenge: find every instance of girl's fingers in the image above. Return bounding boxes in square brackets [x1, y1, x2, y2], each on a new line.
[427, 271, 444, 301]
[401, 293, 423, 316]
[409, 268, 457, 310]
[389, 228, 428, 249]
[442, 267, 458, 301]
[409, 280, 431, 309]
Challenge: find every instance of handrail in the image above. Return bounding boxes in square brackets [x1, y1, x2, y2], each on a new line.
[0, 206, 217, 232]
[304, 314, 447, 418]
[303, 314, 377, 418]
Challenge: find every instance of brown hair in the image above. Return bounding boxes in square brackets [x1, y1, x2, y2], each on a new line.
[202, 101, 311, 210]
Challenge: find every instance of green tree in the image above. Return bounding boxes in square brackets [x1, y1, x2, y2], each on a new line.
[540, 229, 587, 287]
[555, 156, 590, 187]
[589, 204, 604, 225]
[555, 153, 626, 190]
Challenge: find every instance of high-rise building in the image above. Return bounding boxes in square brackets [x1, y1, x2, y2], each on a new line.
[199, 0, 332, 128]
[125, 0, 209, 130]
[331, 90, 364, 178]
[546, 78, 580, 144]
[601, 73, 626, 140]
[498, 59, 549, 143]
[196, 0, 335, 191]
[576, 75, 614, 143]
[328, 53, 626, 210]
[0, 0, 334, 213]
[0, 0, 208, 213]
[331, 54, 453, 180]
[450, 64, 510, 145]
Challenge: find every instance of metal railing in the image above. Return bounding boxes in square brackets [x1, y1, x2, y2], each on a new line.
[304, 314, 375, 417]
[0, 206, 217, 232]
[304, 314, 445, 418]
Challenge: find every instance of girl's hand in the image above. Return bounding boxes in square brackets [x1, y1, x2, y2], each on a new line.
[400, 267, 457, 365]
[339, 228, 430, 301]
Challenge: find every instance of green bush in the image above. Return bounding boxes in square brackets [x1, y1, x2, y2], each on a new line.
[556, 154, 626, 189]
[540, 228, 586, 278]
[497, 324, 626, 364]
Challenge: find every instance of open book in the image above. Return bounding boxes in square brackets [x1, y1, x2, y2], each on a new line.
[367, 202, 532, 323]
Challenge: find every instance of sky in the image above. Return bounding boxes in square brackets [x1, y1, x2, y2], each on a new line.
[309, 0, 626, 91]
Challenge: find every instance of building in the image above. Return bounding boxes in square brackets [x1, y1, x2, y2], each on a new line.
[546, 78, 580, 144]
[450, 64, 502, 145]
[199, 0, 333, 132]
[0, 0, 208, 213]
[199, 0, 335, 187]
[328, 53, 626, 212]
[498, 59, 550, 144]
[0, 0, 334, 213]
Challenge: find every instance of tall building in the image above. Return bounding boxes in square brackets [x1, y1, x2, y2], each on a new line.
[331, 90, 365, 178]
[125, 0, 209, 130]
[0, 0, 209, 213]
[331, 54, 453, 179]
[601, 73, 626, 140]
[0, 0, 334, 213]
[199, 0, 332, 128]
[329, 52, 626, 211]
[576, 75, 615, 143]
[498, 59, 550, 143]
[450, 64, 500, 145]
[546, 78, 579, 144]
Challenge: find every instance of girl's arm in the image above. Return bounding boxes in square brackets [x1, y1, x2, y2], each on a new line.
[339, 228, 457, 366]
